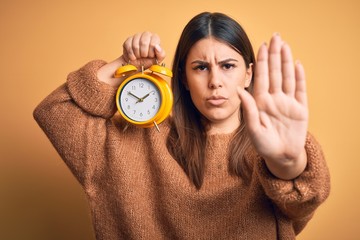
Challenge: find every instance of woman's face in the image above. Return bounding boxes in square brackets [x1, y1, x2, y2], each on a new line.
[185, 37, 252, 133]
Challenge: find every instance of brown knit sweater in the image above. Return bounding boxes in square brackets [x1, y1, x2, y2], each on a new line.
[34, 60, 330, 240]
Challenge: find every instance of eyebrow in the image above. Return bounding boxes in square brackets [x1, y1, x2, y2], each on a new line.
[190, 58, 239, 65]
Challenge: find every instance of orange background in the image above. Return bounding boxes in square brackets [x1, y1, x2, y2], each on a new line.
[1, 0, 359, 239]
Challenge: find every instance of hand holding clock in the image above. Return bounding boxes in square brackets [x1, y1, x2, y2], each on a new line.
[100, 32, 173, 129]
[97, 32, 165, 87]
[122, 32, 166, 69]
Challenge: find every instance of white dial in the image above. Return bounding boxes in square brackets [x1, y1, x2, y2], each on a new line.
[119, 78, 162, 122]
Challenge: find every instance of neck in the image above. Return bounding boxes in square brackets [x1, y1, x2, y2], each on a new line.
[207, 121, 240, 135]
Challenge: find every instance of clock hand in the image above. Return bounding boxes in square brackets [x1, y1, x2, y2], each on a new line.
[139, 91, 155, 101]
[128, 91, 143, 103]
[138, 93, 150, 102]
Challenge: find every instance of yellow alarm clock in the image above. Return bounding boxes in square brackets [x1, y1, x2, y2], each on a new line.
[114, 63, 173, 131]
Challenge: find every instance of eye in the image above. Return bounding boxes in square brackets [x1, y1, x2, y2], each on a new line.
[193, 65, 208, 71]
[222, 63, 235, 70]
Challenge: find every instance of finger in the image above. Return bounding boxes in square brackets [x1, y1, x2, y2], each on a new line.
[238, 87, 260, 133]
[253, 43, 269, 96]
[131, 33, 142, 59]
[147, 33, 160, 59]
[149, 33, 166, 62]
[154, 44, 166, 63]
[294, 60, 307, 106]
[269, 33, 283, 93]
[281, 42, 296, 96]
[139, 32, 151, 58]
[123, 36, 136, 61]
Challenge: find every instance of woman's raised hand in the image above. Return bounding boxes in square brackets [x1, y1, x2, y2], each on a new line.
[238, 34, 308, 180]
[97, 32, 165, 87]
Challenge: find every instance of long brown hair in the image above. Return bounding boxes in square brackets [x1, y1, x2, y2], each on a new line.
[167, 12, 256, 189]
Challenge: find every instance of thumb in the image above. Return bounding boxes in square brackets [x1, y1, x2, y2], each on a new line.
[238, 87, 260, 131]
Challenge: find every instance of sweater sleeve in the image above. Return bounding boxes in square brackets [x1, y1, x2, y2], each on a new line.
[255, 133, 330, 234]
[33, 60, 118, 186]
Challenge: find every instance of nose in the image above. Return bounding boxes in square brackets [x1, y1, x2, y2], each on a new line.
[208, 69, 222, 89]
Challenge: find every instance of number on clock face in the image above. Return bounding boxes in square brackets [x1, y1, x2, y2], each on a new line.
[119, 78, 161, 122]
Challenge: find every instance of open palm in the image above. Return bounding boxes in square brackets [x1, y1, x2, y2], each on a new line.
[239, 34, 308, 163]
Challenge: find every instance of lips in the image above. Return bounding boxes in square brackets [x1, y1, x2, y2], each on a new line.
[206, 95, 228, 106]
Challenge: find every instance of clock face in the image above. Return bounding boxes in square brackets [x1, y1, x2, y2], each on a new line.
[119, 78, 162, 122]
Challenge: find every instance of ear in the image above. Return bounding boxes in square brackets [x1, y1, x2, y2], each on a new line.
[244, 63, 253, 88]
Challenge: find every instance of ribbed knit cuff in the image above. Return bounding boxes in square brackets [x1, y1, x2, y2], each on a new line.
[67, 60, 118, 118]
[256, 133, 330, 203]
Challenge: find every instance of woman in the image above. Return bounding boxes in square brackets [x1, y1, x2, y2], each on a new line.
[34, 12, 330, 239]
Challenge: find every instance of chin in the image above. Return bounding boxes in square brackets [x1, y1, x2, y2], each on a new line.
[203, 112, 230, 123]
[202, 109, 240, 124]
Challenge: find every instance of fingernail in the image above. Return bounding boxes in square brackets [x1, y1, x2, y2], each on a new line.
[154, 44, 162, 52]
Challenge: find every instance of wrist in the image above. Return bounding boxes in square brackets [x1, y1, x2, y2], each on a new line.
[97, 56, 127, 87]
[263, 148, 307, 180]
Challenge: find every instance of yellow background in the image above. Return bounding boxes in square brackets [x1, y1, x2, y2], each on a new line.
[1, 0, 359, 239]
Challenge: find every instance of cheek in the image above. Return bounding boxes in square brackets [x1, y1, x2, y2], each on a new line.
[187, 77, 207, 97]
[227, 79, 243, 103]
[188, 85, 206, 106]
[237, 75, 249, 89]
[229, 89, 241, 104]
